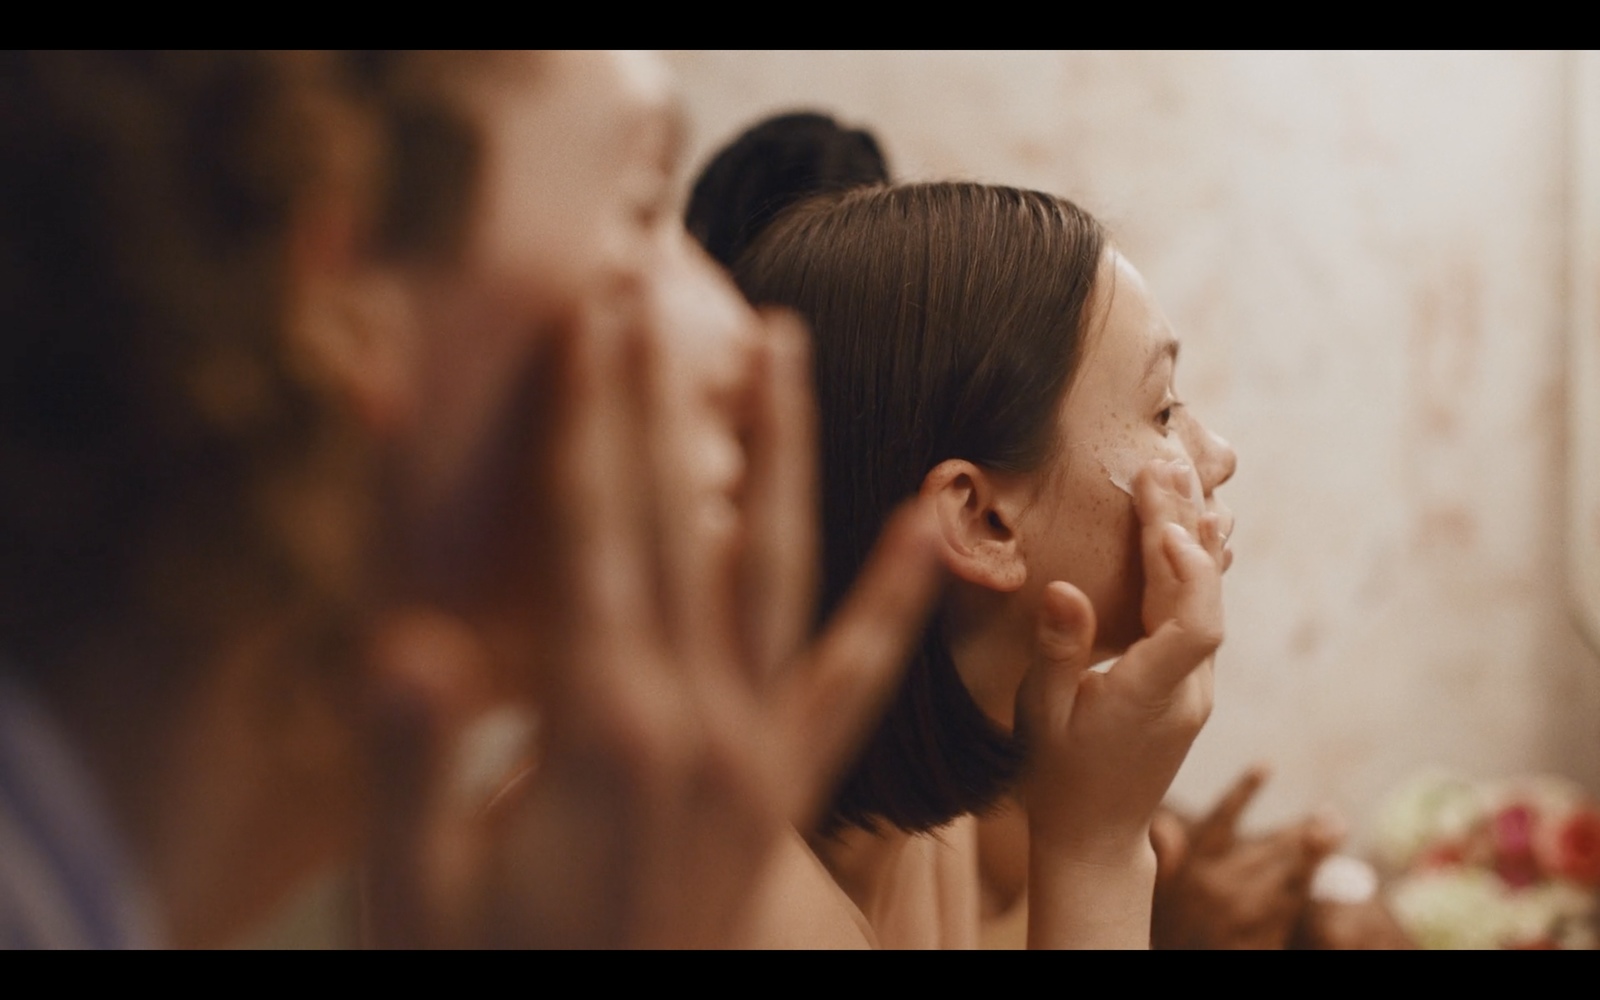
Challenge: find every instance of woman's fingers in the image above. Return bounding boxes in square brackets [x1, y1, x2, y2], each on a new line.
[1287, 812, 1348, 887]
[738, 310, 820, 684]
[1198, 512, 1226, 567]
[1118, 521, 1224, 699]
[1150, 808, 1191, 885]
[1015, 580, 1099, 737]
[776, 496, 943, 827]
[539, 302, 667, 697]
[1036, 581, 1099, 670]
[361, 610, 493, 949]
[1133, 460, 1201, 633]
[1188, 765, 1270, 857]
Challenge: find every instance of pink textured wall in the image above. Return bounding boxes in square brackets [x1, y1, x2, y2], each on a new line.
[669, 50, 1600, 841]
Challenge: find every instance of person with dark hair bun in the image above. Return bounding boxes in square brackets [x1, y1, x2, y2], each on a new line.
[685, 111, 889, 270]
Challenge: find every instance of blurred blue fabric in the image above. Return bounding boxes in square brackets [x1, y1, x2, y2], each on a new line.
[0, 673, 159, 949]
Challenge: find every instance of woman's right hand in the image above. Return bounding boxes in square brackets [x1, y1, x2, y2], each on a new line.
[1016, 458, 1226, 948]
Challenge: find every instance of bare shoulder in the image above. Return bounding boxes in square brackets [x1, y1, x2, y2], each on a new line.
[738, 827, 878, 949]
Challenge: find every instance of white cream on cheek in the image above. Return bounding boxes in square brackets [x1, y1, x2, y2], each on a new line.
[1094, 442, 1206, 517]
[1099, 445, 1145, 498]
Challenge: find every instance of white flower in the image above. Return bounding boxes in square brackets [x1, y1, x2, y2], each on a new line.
[1507, 882, 1599, 949]
[1388, 870, 1509, 950]
[1374, 769, 1486, 872]
[1390, 870, 1599, 949]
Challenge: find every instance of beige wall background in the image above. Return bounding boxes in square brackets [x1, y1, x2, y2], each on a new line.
[666, 50, 1600, 844]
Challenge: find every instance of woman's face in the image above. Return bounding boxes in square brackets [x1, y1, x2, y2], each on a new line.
[392, 51, 755, 588]
[1017, 249, 1237, 657]
[397, 51, 683, 510]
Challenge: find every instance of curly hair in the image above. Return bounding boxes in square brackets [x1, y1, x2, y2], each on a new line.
[0, 52, 389, 692]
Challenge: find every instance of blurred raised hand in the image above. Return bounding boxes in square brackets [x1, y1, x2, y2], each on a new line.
[360, 273, 944, 948]
[1150, 766, 1345, 950]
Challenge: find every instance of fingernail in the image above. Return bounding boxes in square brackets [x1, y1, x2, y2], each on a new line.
[1169, 461, 1194, 498]
[1163, 521, 1195, 548]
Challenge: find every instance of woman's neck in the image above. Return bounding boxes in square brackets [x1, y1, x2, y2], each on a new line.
[810, 817, 981, 949]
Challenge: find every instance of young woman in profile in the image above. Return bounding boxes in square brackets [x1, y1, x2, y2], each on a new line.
[729, 182, 1238, 948]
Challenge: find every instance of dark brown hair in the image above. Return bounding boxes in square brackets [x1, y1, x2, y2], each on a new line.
[685, 111, 889, 270]
[736, 182, 1106, 834]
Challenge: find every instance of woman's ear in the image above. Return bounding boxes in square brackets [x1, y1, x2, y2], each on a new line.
[285, 194, 421, 434]
[921, 459, 1027, 593]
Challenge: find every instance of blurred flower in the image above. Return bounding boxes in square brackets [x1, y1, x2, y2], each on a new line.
[1552, 809, 1600, 888]
[1373, 770, 1485, 872]
[1377, 771, 1600, 949]
[1388, 870, 1508, 950]
[1491, 804, 1539, 887]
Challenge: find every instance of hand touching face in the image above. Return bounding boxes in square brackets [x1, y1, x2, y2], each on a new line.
[356, 51, 951, 949]
[1020, 251, 1237, 658]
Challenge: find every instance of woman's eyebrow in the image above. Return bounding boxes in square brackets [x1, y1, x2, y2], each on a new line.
[1140, 338, 1180, 386]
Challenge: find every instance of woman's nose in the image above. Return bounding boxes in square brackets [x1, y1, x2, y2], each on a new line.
[1182, 415, 1237, 494]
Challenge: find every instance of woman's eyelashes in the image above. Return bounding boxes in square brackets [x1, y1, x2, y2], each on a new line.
[1155, 394, 1183, 433]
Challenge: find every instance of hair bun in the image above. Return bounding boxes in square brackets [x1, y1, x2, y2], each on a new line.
[686, 110, 891, 269]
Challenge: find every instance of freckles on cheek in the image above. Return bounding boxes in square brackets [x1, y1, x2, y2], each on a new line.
[1077, 418, 1149, 498]
[1100, 447, 1144, 498]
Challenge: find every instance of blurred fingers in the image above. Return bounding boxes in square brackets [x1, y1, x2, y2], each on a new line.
[542, 301, 664, 695]
[1150, 808, 1191, 885]
[636, 298, 740, 672]
[361, 610, 492, 949]
[738, 310, 819, 684]
[1189, 764, 1270, 857]
[775, 496, 942, 827]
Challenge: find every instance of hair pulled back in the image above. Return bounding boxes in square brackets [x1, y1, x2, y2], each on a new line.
[686, 111, 889, 270]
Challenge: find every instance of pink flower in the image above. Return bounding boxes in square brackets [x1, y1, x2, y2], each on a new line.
[1552, 809, 1600, 888]
[1492, 805, 1541, 887]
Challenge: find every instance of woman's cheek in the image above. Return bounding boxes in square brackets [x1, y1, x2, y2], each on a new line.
[1091, 433, 1176, 498]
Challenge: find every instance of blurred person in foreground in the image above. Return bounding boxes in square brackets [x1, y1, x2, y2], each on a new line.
[0, 50, 942, 949]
